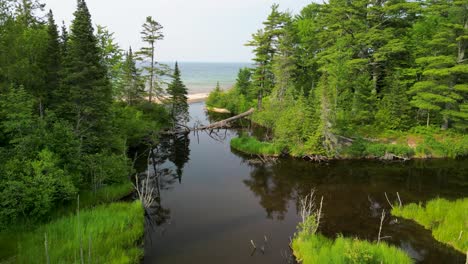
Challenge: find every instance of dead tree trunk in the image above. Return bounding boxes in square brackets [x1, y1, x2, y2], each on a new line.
[161, 108, 255, 135]
[194, 108, 255, 131]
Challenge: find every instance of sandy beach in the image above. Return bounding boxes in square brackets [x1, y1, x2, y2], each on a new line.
[187, 92, 209, 103]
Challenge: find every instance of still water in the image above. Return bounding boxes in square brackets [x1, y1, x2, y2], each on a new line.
[142, 102, 467, 264]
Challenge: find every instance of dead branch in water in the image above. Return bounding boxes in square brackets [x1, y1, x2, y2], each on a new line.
[384, 192, 394, 209]
[378, 209, 385, 244]
[133, 174, 155, 209]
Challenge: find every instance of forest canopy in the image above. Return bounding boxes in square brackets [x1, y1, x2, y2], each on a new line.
[208, 0, 468, 158]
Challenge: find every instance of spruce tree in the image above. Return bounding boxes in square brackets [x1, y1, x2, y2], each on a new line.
[167, 62, 188, 126]
[59, 21, 68, 55]
[44, 9, 61, 112]
[121, 47, 144, 105]
[60, 0, 112, 151]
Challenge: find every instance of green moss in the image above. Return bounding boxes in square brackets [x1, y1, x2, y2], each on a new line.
[392, 198, 468, 253]
[15, 201, 144, 263]
[230, 136, 282, 156]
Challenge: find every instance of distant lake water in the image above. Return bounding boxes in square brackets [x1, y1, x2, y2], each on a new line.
[162, 62, 252, 94]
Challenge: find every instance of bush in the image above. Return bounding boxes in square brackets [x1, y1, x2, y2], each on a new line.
[392, 198, 468, 253]
[343, 139, 414, 158]
[206, 88, 253, 114]
[0, 149, 77, 227]
[84, 151, 133, 188]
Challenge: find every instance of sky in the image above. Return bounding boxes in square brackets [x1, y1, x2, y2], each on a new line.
[42, 0, 313, 62]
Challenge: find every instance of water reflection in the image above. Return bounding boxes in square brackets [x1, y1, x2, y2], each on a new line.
[143, 102, 467, 264]
[239, 155, 467, 263]
[143, 133, 191, 230]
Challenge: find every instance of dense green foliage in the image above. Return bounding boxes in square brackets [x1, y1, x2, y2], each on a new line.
[0, 0, 176, 229]
[392, 198, 468, 253]
[230, 136, 282, 156]
[16, 201, 144, 263]
[208, 0, 468, 158]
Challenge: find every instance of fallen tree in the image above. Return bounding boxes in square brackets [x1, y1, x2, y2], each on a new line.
[194, 108, 255, 131]
[161, 108, 255, 135]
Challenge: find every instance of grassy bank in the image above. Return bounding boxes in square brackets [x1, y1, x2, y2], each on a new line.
[292, 233, 412, 264]
[15, 201, 144, 263]
[392, 198, 467, 253]
[292, 194, 412, 264]
[230, 136, 282, 156]
[0, 182, 136, 261]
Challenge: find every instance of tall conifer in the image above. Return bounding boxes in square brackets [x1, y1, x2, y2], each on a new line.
[167, 62, 188, 125]
[44, 10, 61, 111]
[60, 0, 111, 151]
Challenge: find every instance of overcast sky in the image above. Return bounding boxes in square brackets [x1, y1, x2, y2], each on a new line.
[42, 0, 312, 62]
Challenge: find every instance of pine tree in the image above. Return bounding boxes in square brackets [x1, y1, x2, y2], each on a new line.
[408, 0, 468, 128]
[246, 4, 287, 109]
[167, 62, 188, 126]
[60, 0, 112, 151]
[137, 16, 164, 103]
[44, 9, 61, 112]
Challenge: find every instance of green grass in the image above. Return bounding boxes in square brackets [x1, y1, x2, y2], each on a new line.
[49, 182, 134, 220]
[0, 182, 135, 261]
[292, 213, 412, 264]
[292, 234, 413, 264]
[230, 136, 282, 156]
[15, 201, 144, 264]
[392, 198, 468, 253]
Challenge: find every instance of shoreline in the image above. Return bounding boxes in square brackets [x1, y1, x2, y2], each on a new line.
[187, 92, 209, 104]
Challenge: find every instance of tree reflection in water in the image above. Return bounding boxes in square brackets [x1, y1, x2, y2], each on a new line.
[143, 133, 190, 231]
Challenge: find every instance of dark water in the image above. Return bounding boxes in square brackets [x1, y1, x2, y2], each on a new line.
[142, 102, 467, 264]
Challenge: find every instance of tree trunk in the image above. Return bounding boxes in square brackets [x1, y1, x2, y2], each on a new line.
[458, 16, 467, 63]
[427, 111, 430, 127]
[149, 41, 154, 103]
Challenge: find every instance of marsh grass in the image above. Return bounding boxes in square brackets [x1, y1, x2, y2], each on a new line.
[230, 136, 281, 156]
[292, 192, 412, 264]
[392, 198, 468, 253]
[15, 201, 144, 263]
[0, 183, 135, 261]
[292, 233, 413, 264]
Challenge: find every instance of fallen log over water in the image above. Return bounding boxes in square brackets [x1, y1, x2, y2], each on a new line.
[161, 108, 255, 135]
[194, 108, 255, 131]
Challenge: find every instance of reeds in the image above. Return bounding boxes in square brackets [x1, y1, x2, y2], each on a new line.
[16, 201, 144, 263]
